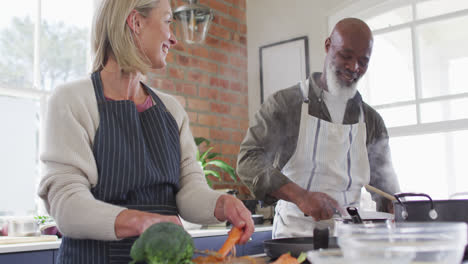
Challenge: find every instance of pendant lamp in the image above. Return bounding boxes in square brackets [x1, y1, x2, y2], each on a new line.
[173, 0, 214, 44]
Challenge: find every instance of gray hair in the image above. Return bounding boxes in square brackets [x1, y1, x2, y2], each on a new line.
[91, 0, 160, 74]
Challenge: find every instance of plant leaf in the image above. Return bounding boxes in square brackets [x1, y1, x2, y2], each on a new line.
[206, 178, 213, 188]
[195, 137, 210, 146]
[206, 160, 237, 182]
[200, 147, 214, 164]
[206, 152, 221, 160]
[196, 149, 200, 162]
[204, 170, 221, 179]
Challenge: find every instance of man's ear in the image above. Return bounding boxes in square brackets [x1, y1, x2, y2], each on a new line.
[324, 37, 331, 53]
[126, 10, 141, 34]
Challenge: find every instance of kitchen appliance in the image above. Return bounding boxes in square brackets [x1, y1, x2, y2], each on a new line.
[394, 192, 468, 222]
[394, 192, 468, 260]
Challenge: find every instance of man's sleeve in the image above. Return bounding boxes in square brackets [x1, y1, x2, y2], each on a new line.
[367, 113, 401, 212]
[236, 92, 293, 205]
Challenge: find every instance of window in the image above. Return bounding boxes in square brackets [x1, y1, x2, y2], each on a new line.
[330, 0, 468, 199]
[0, 0, 94, 216]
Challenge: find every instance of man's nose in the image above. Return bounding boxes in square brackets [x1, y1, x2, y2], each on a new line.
[345, 59, 360, 75]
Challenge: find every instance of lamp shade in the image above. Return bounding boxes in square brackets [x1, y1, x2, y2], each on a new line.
[173, 0, 213, 44]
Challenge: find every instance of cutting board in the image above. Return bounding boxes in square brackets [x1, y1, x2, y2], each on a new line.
[0, 235, 58, 245]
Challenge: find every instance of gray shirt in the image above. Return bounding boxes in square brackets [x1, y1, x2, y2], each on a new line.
[237, 73, 400, 212]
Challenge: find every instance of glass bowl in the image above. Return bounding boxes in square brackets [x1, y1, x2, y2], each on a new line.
[307, 249, 346, 264]
[336, 222, 467, 264]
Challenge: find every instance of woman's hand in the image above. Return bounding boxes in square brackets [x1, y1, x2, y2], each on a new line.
[214, 194, 254, 244]
[114, 209, 182, 239]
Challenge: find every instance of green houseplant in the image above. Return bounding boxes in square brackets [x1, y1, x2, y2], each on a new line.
[194, 137, 237, 188]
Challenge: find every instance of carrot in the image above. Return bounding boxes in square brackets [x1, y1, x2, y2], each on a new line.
[217, 226, 243, 259]
[271, 252, 306, 264]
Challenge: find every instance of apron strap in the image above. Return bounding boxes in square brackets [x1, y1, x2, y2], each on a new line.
[142, 83, 164, 106]
[90, 71, 167, 109]
[91, 71, 106, 103]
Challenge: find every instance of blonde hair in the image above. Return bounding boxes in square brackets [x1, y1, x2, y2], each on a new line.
[91, 0, 160, 74]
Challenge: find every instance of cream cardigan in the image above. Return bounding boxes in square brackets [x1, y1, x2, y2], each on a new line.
[38, 77, 222, 241]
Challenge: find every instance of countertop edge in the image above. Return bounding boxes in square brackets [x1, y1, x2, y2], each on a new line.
[0, 225, 273, 254]
[0, 241, 62, 254]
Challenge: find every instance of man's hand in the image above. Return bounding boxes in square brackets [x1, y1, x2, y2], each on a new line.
[296, 192, 341, 221]
[214, 194, 254, 244]
[271, 182, 342, 221]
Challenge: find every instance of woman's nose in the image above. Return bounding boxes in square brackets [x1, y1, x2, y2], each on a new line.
[169, 31, 177, 46]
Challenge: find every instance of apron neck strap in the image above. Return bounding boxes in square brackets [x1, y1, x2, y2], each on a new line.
[91, 71, 106, 103]
[91, 71, 165, 109]
[141, 82, 165, 108]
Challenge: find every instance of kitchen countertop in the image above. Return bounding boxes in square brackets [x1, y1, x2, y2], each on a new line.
[0, 224, 273, 254]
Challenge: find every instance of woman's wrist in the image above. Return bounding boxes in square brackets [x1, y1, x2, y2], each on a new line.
[214, 194, 228, 221]
[115, 209, 141, 239]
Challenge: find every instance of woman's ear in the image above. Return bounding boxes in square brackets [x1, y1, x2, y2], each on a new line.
[126, 10, 141, 34]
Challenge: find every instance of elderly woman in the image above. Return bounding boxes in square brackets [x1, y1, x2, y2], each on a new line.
[38, 0, 254, 263]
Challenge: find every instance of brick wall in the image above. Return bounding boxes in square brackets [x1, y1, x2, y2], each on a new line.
[147, 0, 250, 197]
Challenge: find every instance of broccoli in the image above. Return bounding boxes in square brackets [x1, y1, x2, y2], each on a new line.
[130, 222, 194, 264]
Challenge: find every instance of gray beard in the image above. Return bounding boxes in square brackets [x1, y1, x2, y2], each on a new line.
[325, 63, 358, 99]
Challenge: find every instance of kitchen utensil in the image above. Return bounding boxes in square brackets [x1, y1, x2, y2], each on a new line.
[333, 210, 393, 236]
[335, 210, 393, 223]
[7, 217, 39, 237]
[364, 184, 396, 201]
[263, 236, 339, 259]
[337, 222, 467, 264]
[313, 228, 329, 250]
[346, 207, 362, 224]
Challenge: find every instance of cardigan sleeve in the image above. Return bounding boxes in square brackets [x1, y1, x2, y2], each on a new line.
[38, 83, 126, 241]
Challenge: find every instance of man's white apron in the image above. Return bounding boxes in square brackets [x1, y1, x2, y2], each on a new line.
[272, 81, 370, 238]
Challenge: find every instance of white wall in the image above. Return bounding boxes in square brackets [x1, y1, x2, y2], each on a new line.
[246, 0, 351, 122]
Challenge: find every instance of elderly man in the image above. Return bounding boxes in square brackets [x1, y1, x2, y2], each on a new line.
[237, 18, 400, 238]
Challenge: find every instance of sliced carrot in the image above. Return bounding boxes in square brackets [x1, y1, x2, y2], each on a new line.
[217, 226, 243, 259]
[270, 253, 300, 264]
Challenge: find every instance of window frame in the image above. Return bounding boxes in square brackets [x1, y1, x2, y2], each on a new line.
[0, 0, 96, 215]
[328, 0, 468, 138]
